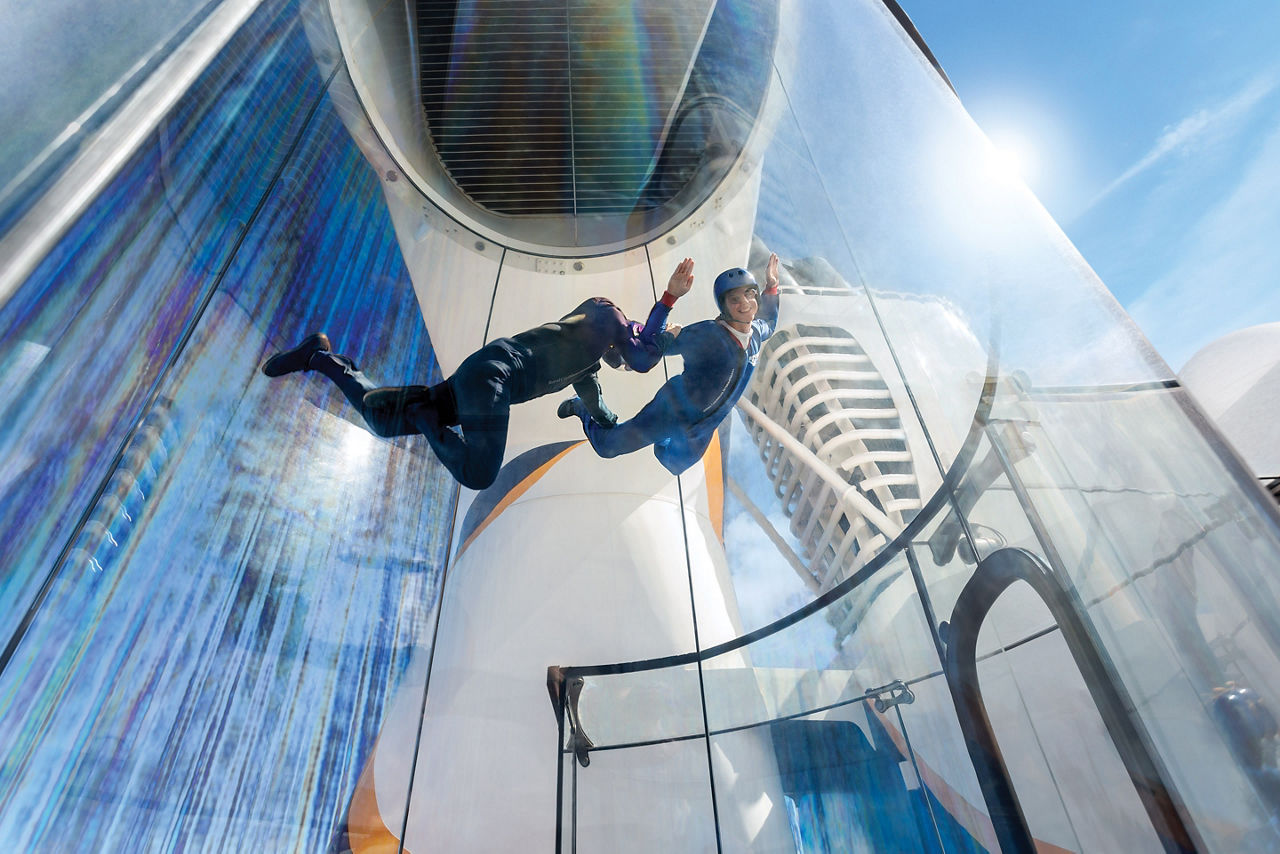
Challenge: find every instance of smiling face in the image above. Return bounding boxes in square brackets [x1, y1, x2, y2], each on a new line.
[722, 286, 759, 328]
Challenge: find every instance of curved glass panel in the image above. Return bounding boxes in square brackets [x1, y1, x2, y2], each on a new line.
[555, 1, 1280, 847]
[3, 0, 1280, 850]
[0, 1, 454, 849]
[0, 0, 218, 227]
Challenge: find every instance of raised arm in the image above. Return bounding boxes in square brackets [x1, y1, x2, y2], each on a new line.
[755, 253, 781, 335]
[663, 257, 695, 303]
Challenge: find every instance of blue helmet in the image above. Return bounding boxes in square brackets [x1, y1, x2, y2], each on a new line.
[713, 267, 758, 314]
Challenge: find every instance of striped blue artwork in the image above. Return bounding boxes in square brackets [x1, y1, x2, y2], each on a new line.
[0, 0, 456, 849]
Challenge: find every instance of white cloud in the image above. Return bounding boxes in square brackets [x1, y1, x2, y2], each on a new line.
[1128, 113, 1280, 369]
[1084, 74, 1280, 215]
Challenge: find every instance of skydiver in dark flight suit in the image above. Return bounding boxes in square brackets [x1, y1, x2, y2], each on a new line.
[262, 259, 695, 490]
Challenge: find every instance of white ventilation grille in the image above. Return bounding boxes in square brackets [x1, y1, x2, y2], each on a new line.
[414, 0, 772, 221]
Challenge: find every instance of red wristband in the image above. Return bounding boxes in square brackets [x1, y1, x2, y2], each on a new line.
[661, 291, 679, 307]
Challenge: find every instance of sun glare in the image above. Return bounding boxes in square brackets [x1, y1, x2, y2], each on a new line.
[983, 131, 1038, 185]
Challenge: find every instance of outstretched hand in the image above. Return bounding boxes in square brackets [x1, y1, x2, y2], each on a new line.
[766, 253, 780, 290]
[666, 258, 694, 298]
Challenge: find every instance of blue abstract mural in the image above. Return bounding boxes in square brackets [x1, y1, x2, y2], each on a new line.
[0, 0, 456, 848]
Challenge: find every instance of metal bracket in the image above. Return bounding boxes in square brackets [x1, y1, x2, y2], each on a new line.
[865, 678, 915, 713]
[547, 666, 595, 767]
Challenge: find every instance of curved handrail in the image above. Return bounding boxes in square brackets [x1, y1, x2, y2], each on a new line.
[553, 367, 999, 681]
[547, 357, 1000, 839]
[946, 547, 1202, 854]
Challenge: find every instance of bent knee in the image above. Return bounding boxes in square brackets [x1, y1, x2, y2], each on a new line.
[587, 436, 627, 459]
[456, 462, 501, 491]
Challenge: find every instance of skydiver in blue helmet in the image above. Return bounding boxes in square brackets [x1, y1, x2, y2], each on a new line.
[558, 253, 780, 474]
[260, 260, 695, 490]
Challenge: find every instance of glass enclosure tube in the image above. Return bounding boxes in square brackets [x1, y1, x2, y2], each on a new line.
[2, 0, 1279, 849]
[552, 0, 1280, 851]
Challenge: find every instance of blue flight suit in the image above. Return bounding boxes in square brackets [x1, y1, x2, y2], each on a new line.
[577, 287, 779, 474]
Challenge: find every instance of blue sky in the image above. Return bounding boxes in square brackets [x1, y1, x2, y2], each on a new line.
[902, 0, 1280, 369]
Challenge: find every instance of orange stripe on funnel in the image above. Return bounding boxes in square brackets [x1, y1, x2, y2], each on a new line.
[456, 441, 583, 558]
[345, 742, 406, 854]
[703, 431, 724, 542]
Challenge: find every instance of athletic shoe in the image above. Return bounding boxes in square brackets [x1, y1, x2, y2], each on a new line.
[262, 333, 331, 377]
[557, 397, 587, 421]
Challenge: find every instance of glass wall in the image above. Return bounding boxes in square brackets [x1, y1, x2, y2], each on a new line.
[3, 0, 1280, 850]
[0, 0, 221, 229]
[0, 0, 456, 849]
[553, 0, 1280, 852]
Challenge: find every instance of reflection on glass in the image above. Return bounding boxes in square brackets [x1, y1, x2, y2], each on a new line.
[551, 0, 1280, 840]
[0, 0, 216, 219]
[5, 0, 1280, 850]
[572, 743, 720, 853]
[0, 6, 453, 849]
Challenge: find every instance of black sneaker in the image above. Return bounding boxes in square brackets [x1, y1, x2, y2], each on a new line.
[262, 333, 331, 377]
[557, 397, 586, 421]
